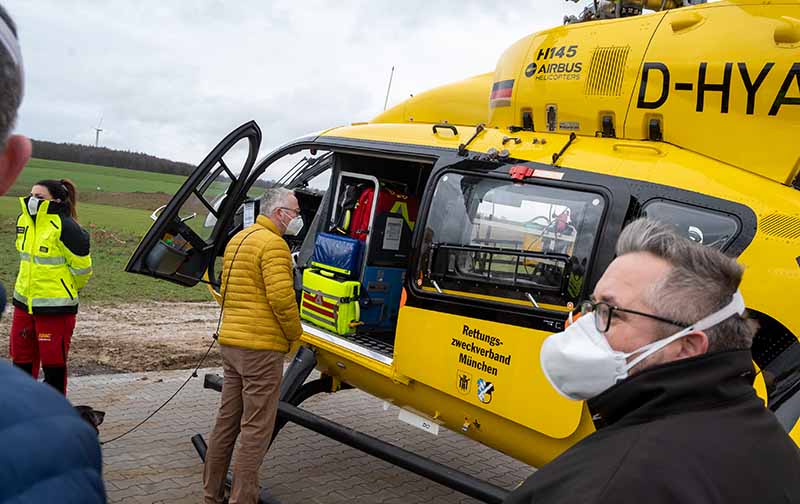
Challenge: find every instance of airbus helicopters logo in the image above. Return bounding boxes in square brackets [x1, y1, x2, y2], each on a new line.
[525, 45, 583, 81]
[637, 61, 800, 116]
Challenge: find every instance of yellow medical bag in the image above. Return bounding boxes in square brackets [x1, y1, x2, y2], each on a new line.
[301, 268, 361, 336]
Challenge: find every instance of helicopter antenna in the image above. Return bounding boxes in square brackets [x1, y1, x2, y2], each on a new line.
[383, 66, 395, 111]
[94, 115, 104, 148]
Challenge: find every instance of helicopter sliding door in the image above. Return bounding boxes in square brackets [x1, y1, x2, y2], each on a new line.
[395, 161, 621, 440]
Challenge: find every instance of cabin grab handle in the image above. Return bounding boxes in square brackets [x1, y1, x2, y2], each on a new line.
[432, 124, 458, 136]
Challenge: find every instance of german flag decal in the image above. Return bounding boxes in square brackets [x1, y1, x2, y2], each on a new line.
[490, 79, 514, 108]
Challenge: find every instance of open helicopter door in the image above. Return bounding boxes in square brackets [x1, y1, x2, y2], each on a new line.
[125, 121, 261, 287]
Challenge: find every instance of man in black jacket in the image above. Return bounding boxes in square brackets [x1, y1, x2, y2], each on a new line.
[506, 218, 800, 503]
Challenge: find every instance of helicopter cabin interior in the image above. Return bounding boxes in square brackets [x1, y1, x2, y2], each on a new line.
[294, 152, 433, 357]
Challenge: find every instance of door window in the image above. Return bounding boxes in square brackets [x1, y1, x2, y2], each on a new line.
[642, 199, 740, 250]
[417, 172, 606, 308]
[191, 162, 241, 240]
[164, 139, 254, 248]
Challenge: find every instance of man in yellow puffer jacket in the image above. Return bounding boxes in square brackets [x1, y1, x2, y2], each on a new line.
[203, 187, 303, 504]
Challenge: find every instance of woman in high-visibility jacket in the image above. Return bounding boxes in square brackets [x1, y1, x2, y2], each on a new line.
[10, 179, 92, 394]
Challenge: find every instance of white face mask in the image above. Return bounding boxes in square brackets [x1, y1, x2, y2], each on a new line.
[27, 196, 42, 216]
[540, 291, 746, 401]
[284, 215, 304, 236]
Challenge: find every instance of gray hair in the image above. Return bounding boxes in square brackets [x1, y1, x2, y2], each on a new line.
[260, 186, 295, 217]
[0, 6, 21, 144]
[616, 218, 754, 351]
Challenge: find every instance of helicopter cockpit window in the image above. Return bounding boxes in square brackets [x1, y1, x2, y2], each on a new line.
[180, 163, 235, 242]
[418, 172, 605, 308]
[203, 193, 227, 229]
[642, 200, 740, 251]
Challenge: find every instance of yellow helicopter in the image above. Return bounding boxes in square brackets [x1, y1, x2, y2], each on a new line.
[127, 0, 800, 501]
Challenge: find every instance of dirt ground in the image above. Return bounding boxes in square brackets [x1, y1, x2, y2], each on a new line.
[79, 191, 173, 211]
[0, 302, 224, 376]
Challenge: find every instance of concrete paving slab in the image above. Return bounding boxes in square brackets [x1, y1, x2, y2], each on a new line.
[69, 367, 534, 503]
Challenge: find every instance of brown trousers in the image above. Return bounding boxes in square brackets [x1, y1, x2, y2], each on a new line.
[203, 345, 284, 504]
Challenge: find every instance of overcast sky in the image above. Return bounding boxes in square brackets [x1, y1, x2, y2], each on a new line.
[7, 1, 587, 165]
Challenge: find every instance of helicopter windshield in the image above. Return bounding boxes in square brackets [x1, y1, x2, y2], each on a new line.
[418, 172, 605, 308]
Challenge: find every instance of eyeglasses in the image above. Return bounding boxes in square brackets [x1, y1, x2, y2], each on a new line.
[278, 207, 300, 217]
[580, 300, 688, 333]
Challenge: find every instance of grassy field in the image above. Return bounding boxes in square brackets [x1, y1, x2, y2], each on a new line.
[1, 158, 211, 304]
[8, 158, 188, 196]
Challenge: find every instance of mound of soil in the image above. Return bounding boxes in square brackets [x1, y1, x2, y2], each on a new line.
[80, 191, 174, 211]
[0, 302, 223, 376]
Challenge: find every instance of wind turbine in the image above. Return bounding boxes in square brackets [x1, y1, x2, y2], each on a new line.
[94, 116, 103, 147]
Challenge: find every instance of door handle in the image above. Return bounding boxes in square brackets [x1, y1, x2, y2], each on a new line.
[150, 205, 167, 222]
[150, 205, 197, 223]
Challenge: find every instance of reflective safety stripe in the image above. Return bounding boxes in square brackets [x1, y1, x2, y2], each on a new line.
[301, 310, 335, 326]
[30, 297, 78, 307]
[69, 266, 92, 276]
[12, 291, 78, 307]
[19, 252, 67, 265]
[35, 256, 66, 265]
[302, 287, 354, 304]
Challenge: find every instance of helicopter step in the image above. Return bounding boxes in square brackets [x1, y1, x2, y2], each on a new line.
[333, 329, 394, 357]
[197, 349, 511, 504]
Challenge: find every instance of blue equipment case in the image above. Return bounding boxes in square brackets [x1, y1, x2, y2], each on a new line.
[359, 266, 406, 332]
[310, 233, 363, 278]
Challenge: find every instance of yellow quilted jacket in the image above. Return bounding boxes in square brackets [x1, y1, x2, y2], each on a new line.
[218, 215, 302, 352]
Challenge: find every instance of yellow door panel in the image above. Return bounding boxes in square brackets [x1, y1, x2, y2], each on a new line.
[393, 305, 583, 439]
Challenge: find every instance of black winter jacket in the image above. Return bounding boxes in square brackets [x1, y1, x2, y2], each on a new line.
[505, 350, 800, 504]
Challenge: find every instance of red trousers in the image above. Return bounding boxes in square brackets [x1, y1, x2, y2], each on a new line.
[9, 306, 76, 394]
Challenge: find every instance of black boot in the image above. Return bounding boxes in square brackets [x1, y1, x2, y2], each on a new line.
[43, 365, 67, 395]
